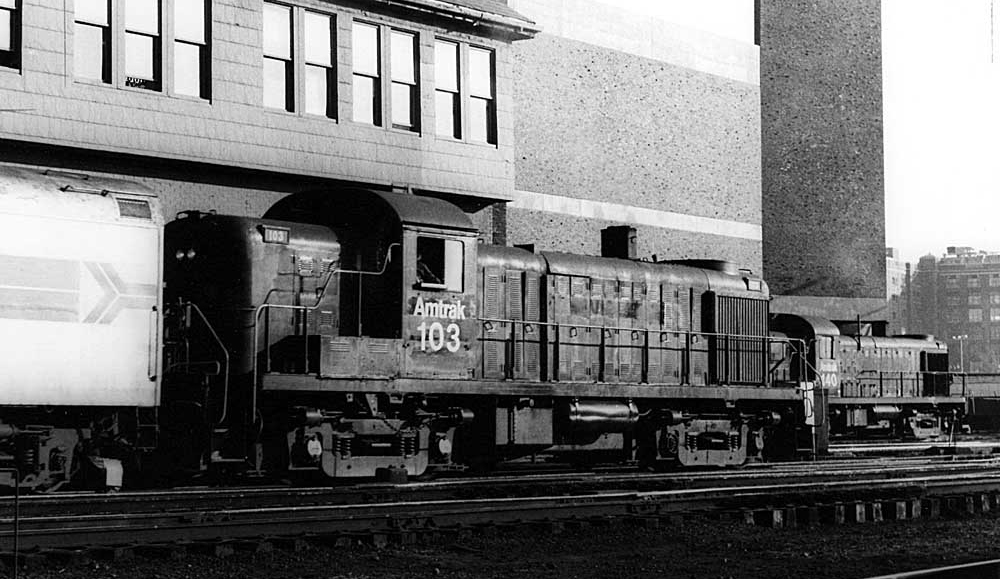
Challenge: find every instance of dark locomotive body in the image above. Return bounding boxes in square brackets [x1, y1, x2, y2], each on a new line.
[162, 189, 810, 480]
[771, 314, 962, 440]
[1, 167, 981, 491]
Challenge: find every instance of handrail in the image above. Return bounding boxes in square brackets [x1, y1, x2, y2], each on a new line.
[845, 369, 965, 399]
[477, 316, 803, 387]
[250, 244, 399, 431]
[181, 302, 231, 425]
[477, 316, 778, 341]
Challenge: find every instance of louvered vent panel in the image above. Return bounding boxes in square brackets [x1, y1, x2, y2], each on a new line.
[117, 198, 152, 219]
[524, 274, 540, 378]
[483, 270, 503, 377]
[297, 256, 315, 276]
[689, 289, 706, 385]
[554, 277, 571, 378]
[508, 271, 524, 374]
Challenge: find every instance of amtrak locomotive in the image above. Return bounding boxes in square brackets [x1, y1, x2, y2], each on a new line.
[0, 165, 963, 491]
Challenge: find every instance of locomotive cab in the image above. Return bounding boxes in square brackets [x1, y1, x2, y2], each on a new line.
[264, 189, 480, 381]
[257, 189, 480, 479]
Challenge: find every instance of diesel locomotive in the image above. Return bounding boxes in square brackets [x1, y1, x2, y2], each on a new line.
[770, 315, 961, 440]
[2, 165, 969, 492]
[161, 189, 809, 482]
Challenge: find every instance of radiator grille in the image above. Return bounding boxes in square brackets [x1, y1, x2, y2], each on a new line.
[707, 293, 769, 385]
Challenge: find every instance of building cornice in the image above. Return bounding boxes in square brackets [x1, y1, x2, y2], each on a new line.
[364, 0, 540, 40]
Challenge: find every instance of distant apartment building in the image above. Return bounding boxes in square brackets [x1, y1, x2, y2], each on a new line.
[885, 247, 910, 334]
[910, 247, 1000, 372]
[886, 248, 907, 298]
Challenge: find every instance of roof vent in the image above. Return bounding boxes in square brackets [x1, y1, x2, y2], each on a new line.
[662, 259, 739, 275]
[601, 226, 636, 260]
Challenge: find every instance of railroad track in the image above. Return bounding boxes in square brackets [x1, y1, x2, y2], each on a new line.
[1, 455, 996, 519]
[4, 456, 1000, 558]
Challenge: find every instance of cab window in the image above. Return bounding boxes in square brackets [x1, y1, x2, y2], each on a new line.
[416, 236, 463, 291]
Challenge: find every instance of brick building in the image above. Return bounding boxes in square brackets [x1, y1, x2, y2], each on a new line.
[1, 0, 769, 269]
[1, 0, 884, 300]
[910, 247, 1000, 373]
[506, 0, 763, 269]
[0, 0, 537, 239]
[759, 0, 888, 322]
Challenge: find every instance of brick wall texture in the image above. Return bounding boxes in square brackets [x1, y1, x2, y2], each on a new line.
[510, 25, 763, 272]
[759, 0, 887, 298]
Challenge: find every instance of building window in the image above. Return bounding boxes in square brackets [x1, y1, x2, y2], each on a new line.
[970, 309, 983, 322]
[969, 295, 982, 306]
[434, 41, 496, 144]
[263, 3, 293, 111]
[75, 0, 112, 83]
[945, 276, 959, 289]
[991, 275, 1000, 287]
[304, 11, 334, 117]
[73, 0, 210, 96]
[991, 294, 1000, 305]
[992, 308, 1000, 322]
[0, 0, 19, 70]
[468, 46, 495, 144]
[124, 0, 161, 90]
[435, 40, 459, 138]
[991, 326, 1000, 340]
[969, 276, 981, 288]
[261, 6, 335, 117]
[174, 0, 209, 98]
[352, 21, 380, 125]
[390, 30, 418, 131]
[945, 295, 961, 306]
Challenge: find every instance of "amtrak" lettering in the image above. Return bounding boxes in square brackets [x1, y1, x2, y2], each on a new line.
[412, 296, 467, 320]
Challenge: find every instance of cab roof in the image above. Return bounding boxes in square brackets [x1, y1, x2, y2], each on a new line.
[265, 188, 476, 233]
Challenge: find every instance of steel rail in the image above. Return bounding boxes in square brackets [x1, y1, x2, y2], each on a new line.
[1, 456, 999, 520]
[865, 559, 1000, 579]
[6, 470, 1000, 552]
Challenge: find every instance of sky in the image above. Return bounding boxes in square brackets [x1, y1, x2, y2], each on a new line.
[590, 0, 1000, 264]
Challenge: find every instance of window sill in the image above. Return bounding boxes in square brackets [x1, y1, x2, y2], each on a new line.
[302, 111, 339, 122]
[390, 125, 421, 137]
[263, 107, 342, 124]
[345, 119, 423, 137]
[434, 133, 499, 149]
[433, 133, 499, 149]
[166, 92, 213, 105]
[0, 65, 24, 89]
[73, 79, 215, 106]
[73, 77, 114, 88]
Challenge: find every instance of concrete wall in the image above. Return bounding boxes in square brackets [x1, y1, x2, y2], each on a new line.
[508, 0, 763, 272]
[0, 0, 520, 202]
[759, 0, 887, 301]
